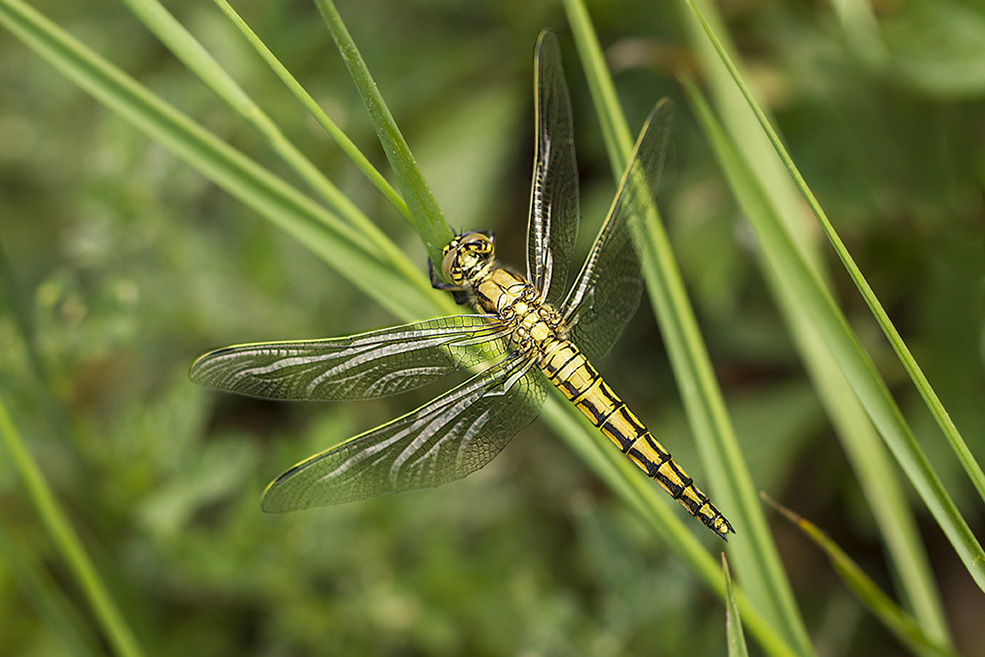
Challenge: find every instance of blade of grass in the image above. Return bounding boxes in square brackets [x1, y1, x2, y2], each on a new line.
[117, 0, 422, 286]
[681, 0, 985, 593]
[0, 517, 101, 657]
[764, 495, 959, 657]
[313, 0, 453, 264]
[563, 1, 816, 654]
[0, 0, 440, 320]
[0, 398, 145, 657]
[681, 72, 952, 646]
[682, 0, 985, 507]
[724, 554, 751, 657]
[208, 0, 410, 220]
[679, 1, 951, 642]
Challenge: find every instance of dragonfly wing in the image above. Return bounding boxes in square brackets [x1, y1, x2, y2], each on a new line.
[189, 314, 510, 401]
[561, 102, 672, 362]
[526, 30, 579, 306]
[261, 354, 547, 511]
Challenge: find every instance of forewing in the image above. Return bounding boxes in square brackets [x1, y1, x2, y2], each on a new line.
[189, 315, 510, 401]
[561, 102, 672, 362]
[526, 30, 579, 306]
[261, 354, 547, 511]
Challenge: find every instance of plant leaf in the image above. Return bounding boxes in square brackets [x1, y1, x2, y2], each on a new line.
[683, 0, 985, 594]
[313, 0, 453, 263]
[765, 495, 959, 657]
[724, 554, 751, 657]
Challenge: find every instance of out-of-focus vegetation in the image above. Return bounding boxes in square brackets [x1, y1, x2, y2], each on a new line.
[0, 0, 982, 655]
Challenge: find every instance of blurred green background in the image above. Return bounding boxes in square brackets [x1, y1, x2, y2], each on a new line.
[1, 0, 983, 655]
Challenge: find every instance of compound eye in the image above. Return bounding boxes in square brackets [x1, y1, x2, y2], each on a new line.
[463, 232, 492, 255]
[441, 245, 461, 284]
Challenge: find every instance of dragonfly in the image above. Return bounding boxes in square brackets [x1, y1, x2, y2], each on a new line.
[190, 31, 733, 541]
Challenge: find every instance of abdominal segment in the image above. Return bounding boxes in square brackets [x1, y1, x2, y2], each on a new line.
[538, 340, 733, 540]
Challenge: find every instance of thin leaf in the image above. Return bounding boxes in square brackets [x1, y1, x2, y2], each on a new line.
[0, 398, 145, 657]
[679, 1, 953, 644]
[0, 518, 101, 657]
[683, 0, 985, 593]
[313, 0, 453, 263]
[0, 0, 441, 321]
[208, 0, 411, 220]
[684, 0, 985, 512]
[563, 1, 816, 655]
[681, 72, 953, 646]
[117, 0, 421, 286]
[764, 495, 959, 657]
[724, 554, 751, 657]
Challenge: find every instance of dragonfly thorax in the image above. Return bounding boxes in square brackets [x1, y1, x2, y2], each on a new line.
[441, 232, 495, 288]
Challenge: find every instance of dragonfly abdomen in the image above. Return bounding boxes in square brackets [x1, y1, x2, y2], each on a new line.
[540, 341, 734, 540]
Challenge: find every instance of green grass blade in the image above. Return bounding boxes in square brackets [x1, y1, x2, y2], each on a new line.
[682, 0, 985, 506]
[116, 0, 422, 286]
[765, 496, 959, 657]
[560, 4, 632, 177]
[723, 555, 751, 657]
[679, 1, 952, 643]
[208, 0, 410, 221]
[0, 0, 439, 321]
[0, 398, 145, 657]
[681, 73, 953, 646]
[680, 0, 985, 593]
[313, 0, 453, 263]
[0, 518, 101, 657]
[563, 2, 816, 654]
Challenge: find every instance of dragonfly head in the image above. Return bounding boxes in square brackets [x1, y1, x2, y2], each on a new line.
[441, 232, 495, 286]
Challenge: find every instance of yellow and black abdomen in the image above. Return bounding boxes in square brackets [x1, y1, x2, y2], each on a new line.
[539, 341, 733, 540]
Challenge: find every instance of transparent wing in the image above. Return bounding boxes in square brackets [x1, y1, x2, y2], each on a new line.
[561, 101, 672, 362]
[189, 315, 511, 401]
[261, 354, 547, 511]
[526, 30, 579, 306]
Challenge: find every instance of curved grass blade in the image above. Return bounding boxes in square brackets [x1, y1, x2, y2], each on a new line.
[681, 0, 985, 594]
[682, 72, 952, 645]
[117, 0, 422, 288]
[0, 0, 440, 321]
[0, 398, 146, 657]
[764, 495, 960, 657]
[116, 0, 417, 290]
[682, 0, 985, 507]
[209, 0, 410, 221]
[0, 518, 101, 657]
[563, 2, 816, 655]
[723, 554, 750, 657]
[313, 0, 453, 264]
